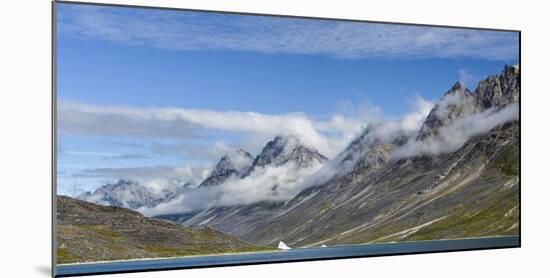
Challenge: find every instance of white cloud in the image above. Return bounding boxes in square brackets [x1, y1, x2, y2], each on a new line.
[58, 102, 202, 139]
[60, 96, 434, 206]
[399, 96, 435, 133]
[59, 101, 376, 159]
[74, 164, 211, 186]
[433, 89, 475, 119]
[64, 181, 87, 196]
[392, 103, 519, 158]
[140, 179, 191, 195]
[459, 68, 475, 88]
[68, 97, 522, 216]
[139, 96, 433, 216]
[57, 4, 519, 61]
[140, 161, 324, 216]
[63, 150, 121, 156]
[102, 154, 149, 160]
[284, 97, 434, 188]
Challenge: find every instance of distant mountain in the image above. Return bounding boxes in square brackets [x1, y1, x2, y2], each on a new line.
[77, 179, 191, 210]
[155, 136, 328, 229]
[167, 64, 519, 248]
[242, 136, 328, 177]
[56, 196, 272, 264]
[199, 149, 254, 187]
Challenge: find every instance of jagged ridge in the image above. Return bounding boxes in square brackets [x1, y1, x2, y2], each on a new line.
[199, 149, 254, 187]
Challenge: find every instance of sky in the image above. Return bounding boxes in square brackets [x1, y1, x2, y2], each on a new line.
[55, 2, 519, 196]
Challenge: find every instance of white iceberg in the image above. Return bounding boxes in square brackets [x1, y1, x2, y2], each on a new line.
[278, 241, 291, 250]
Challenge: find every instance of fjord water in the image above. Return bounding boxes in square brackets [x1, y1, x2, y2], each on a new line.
[56, 236, 519, 277]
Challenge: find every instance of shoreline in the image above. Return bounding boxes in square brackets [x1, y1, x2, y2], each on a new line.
[57, 234, 519, 266]
[57, 249, 282, 266]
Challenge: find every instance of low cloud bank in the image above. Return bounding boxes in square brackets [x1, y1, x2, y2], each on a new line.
[392, 103, 519, 158]
[139, 97, 435, 216]
[74, 164, 211, 186]
[81, 99, 519, 217]
[59, 101, 376, 159]
[317, 97, 434, 179]
[140, 162, 323, 216]
[298, 100, 518, 189]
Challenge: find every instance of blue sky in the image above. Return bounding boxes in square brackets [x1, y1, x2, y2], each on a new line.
[55, 3, 519, 195]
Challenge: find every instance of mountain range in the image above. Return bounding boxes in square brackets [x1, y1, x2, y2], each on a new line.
[77, 179, 192, 210]
[78, 134, 328, 210]
[69, 64, 519, 250]
[157, 64, 520, 247]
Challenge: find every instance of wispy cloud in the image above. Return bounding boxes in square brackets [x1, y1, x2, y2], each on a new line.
[58, 95, 433, 161]
[102, 154, 150, 160]
[58, 102, 202, 139]
[58, 101, 382, 159]
[57, 4, 519, 61]
[392, 103, 519, 158]
[73, 164, 211, 185]
[459, 68, 475, 88]
[102, 141, 147, 149]
[63, 150, 121, 156]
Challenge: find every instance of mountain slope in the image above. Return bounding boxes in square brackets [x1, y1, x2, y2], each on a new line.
[234, 64, 519, 247]
[56, 196, 272, 264]
[241, 121, 519, 246]
[165, 64, 519, 248]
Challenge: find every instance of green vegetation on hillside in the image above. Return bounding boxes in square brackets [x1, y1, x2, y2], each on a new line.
[56, 196, 275, 264]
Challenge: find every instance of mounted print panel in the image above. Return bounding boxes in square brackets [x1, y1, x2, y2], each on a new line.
[53, 1, 520, 276]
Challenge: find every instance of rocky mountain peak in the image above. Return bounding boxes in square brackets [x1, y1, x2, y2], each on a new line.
[199, 149, 254, 187]
[474, 64, 519, 109]
[235, 148, 251, 156]
[416, 82, 476, 140]
[77, 179, 175, 210]
[242, 135, 328, 177]
[216, 149, 254, 174]
[416, 64, 519, 141]
[450, 81, 467, 92]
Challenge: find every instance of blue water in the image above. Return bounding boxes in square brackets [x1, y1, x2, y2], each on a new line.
[56, 236, 519, 277]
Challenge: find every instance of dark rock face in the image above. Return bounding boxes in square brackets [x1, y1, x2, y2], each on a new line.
[56, 196, 270, 264]
[199, 149, 254, 187]
[243, 136, 328, 177]
[475, 64, 520, 109]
